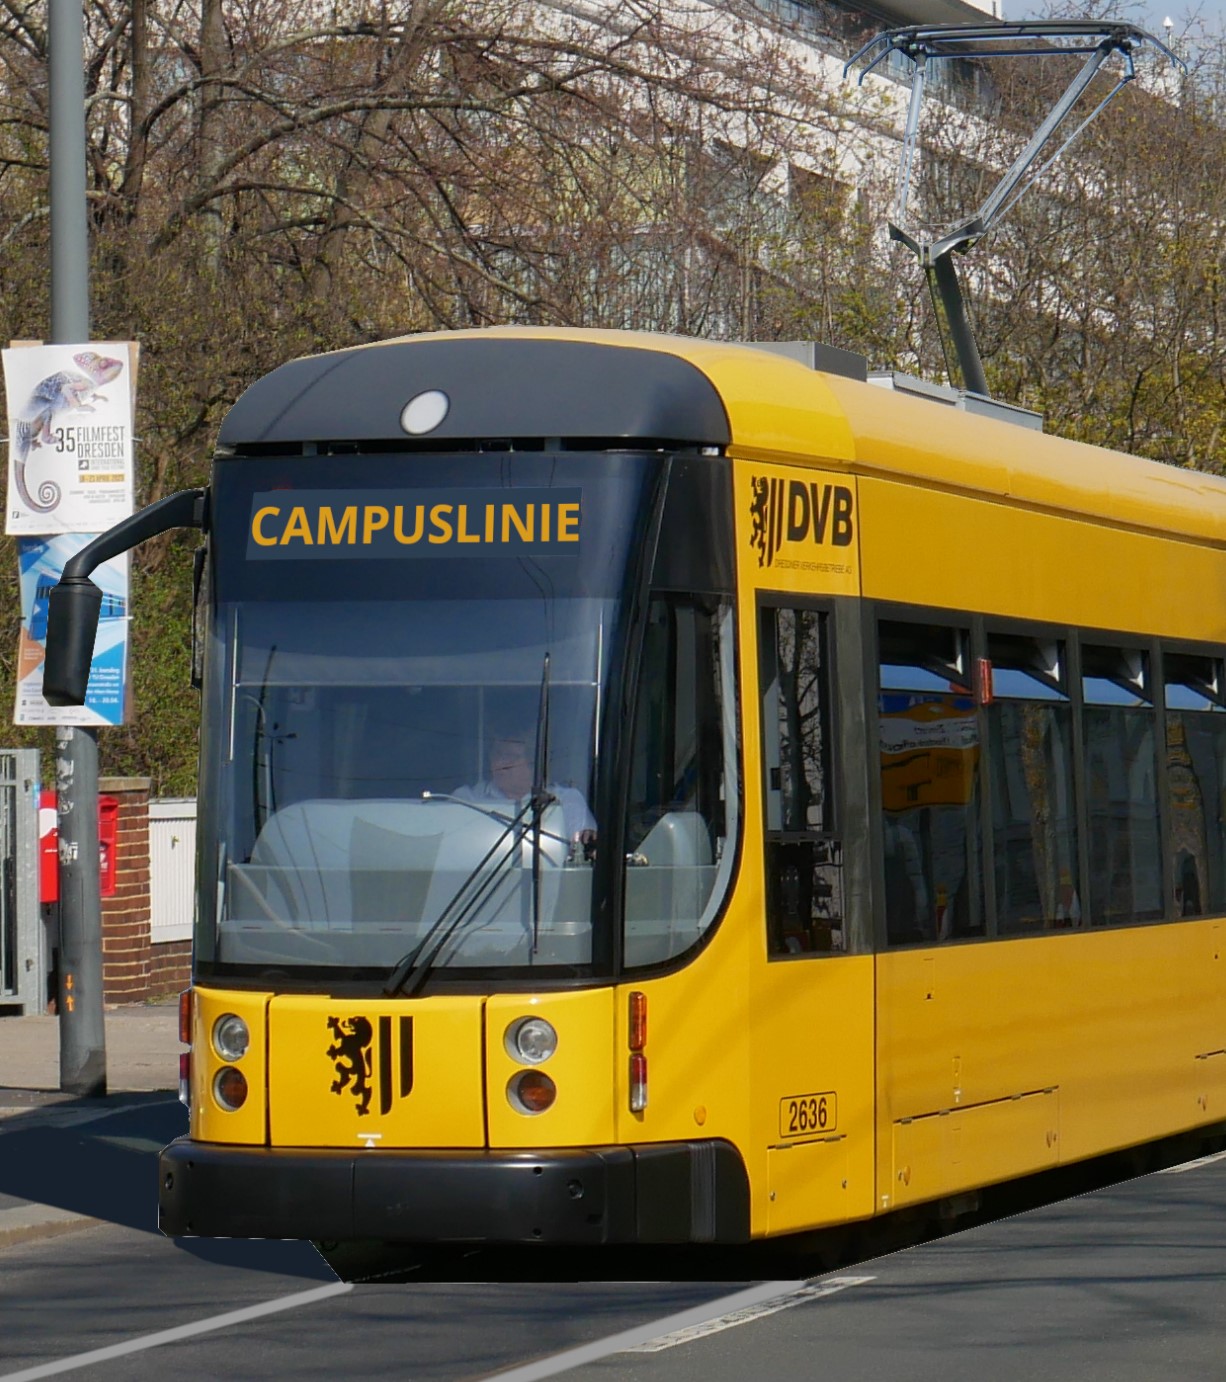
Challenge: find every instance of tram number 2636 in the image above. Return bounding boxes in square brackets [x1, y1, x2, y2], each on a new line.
[779, 1092, 838, 1140]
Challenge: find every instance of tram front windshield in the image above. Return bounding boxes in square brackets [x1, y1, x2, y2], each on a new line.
[196, 451, 658, 983]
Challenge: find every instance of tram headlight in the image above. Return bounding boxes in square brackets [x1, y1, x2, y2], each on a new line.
[212, 1013, 250, 1062]
[507, 1070, 557, 1115]
[213, 1066, 248, 1111]
[505, 1017, 558, 1065]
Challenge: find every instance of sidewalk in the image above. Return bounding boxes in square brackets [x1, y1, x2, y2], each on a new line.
[0, 1000, 180, 1102]
[0, 1001, 182, 1249]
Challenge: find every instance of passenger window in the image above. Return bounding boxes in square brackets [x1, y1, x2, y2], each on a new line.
[987, 634, 1080, 932]
[760, 605, 843, 955]
[1164, 652, 1226, 918]
[878, 620, 981, 945]
[1081, 644, 1162, 925]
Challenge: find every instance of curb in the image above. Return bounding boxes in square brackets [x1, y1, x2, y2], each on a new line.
[0, 1205, 101, 1251]
[0, 1092, 178, 1131]
[0, 1092, 178, 1253]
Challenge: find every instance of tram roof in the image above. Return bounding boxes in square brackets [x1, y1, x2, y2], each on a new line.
[218, 326, 1226, 548]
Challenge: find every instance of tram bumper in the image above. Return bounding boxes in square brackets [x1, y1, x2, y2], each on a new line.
[157, 1137, 749, 1244]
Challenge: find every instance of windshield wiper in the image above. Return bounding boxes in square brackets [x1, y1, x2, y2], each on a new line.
[530, 652, 555, 957]
[382, 796, 535, 998]
[250, 644, 277, 834]
[384, 651, 558, 996]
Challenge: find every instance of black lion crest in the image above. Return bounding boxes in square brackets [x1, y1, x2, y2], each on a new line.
[326, 1015, 373, 1116]
[749, 476, 771, 567]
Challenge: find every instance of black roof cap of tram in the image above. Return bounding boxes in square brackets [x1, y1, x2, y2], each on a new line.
[217, 336, 732, 449]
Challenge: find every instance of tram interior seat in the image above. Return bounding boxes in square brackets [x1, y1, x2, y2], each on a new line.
[347, 808, 562, 937]
[225, 798, 580, 963]
[638, 810, 712, 869]
[225, 802, 716, 967]
[624, 810, 717, 966]
[242, 800, 442, 926]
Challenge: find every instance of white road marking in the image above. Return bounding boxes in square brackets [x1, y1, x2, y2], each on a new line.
[482, 1276, 871, 1381]
[1157, 1148, 1226, 1175]
[624, 1275, 876, 1351]
[0, 1281, 352, 1381]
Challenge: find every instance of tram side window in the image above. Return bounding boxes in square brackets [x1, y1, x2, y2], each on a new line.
[1082, 645, 1163, 925]
[623, 596, 736, 967]
[1164, 653, 1226, 918]
[987, 634, 1081, 933]
[760, 605, 843, 955]
[878, 620, 981, 946]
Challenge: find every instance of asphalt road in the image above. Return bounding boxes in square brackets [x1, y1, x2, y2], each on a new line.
[555, 1152, 1226, 1382]
[2, 1097, 1225, 1381]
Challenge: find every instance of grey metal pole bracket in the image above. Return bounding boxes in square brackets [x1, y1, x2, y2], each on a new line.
[844, 20, 1185, 397]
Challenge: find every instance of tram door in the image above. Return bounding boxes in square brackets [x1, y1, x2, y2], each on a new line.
[752, 599, 874, 1234]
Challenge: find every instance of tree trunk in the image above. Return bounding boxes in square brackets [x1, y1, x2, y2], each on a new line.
[199, 0, 228, 273]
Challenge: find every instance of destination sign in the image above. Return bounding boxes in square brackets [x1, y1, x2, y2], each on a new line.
[246, 487, 581, 560]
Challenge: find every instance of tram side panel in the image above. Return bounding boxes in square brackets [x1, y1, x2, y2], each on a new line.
[611, 927, 759, 1232]
[875, 925, 1221, 1209]
[861, 472, 1226, 1207]
[732, 460, 878, 1236]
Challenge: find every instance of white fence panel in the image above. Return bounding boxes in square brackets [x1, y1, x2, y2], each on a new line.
[150, 799, 196, 944]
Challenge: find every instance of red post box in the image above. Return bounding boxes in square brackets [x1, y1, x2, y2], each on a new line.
[38, 790, 120, 902]
[97, 795, 118, 898]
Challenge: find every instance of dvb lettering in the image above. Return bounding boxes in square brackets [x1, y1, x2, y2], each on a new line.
[786, 481, 854, 547]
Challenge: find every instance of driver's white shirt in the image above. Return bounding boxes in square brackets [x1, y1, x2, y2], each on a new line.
[453, 780, 595, 841]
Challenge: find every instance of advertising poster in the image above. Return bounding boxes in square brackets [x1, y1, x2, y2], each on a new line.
[4, 342, 135, 535]
[13, 534, 129, 727]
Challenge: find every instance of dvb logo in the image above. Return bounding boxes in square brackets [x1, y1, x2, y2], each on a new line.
[750, 476, 854, 568]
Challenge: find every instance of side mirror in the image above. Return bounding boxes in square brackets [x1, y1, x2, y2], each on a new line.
[43, 578, 104, 706]
[42, 488, 207, 707]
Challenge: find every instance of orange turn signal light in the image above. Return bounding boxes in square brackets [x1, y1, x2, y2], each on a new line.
[509, 1070, 557, 1115]
[628, 991, 647, 1051]
[213, 1065, 248, 1111]
[178, 988, 193, 1045]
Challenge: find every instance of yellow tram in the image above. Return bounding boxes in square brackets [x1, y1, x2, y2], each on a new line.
[45, 328, 1226, 1243]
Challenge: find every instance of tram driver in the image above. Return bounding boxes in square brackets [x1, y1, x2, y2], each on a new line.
[455, 729, 597, 858]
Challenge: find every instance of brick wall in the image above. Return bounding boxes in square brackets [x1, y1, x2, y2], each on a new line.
[148, 939, 191, 1000]
[100, 777, 152, 1003]
[45, 779, 193, 1007]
